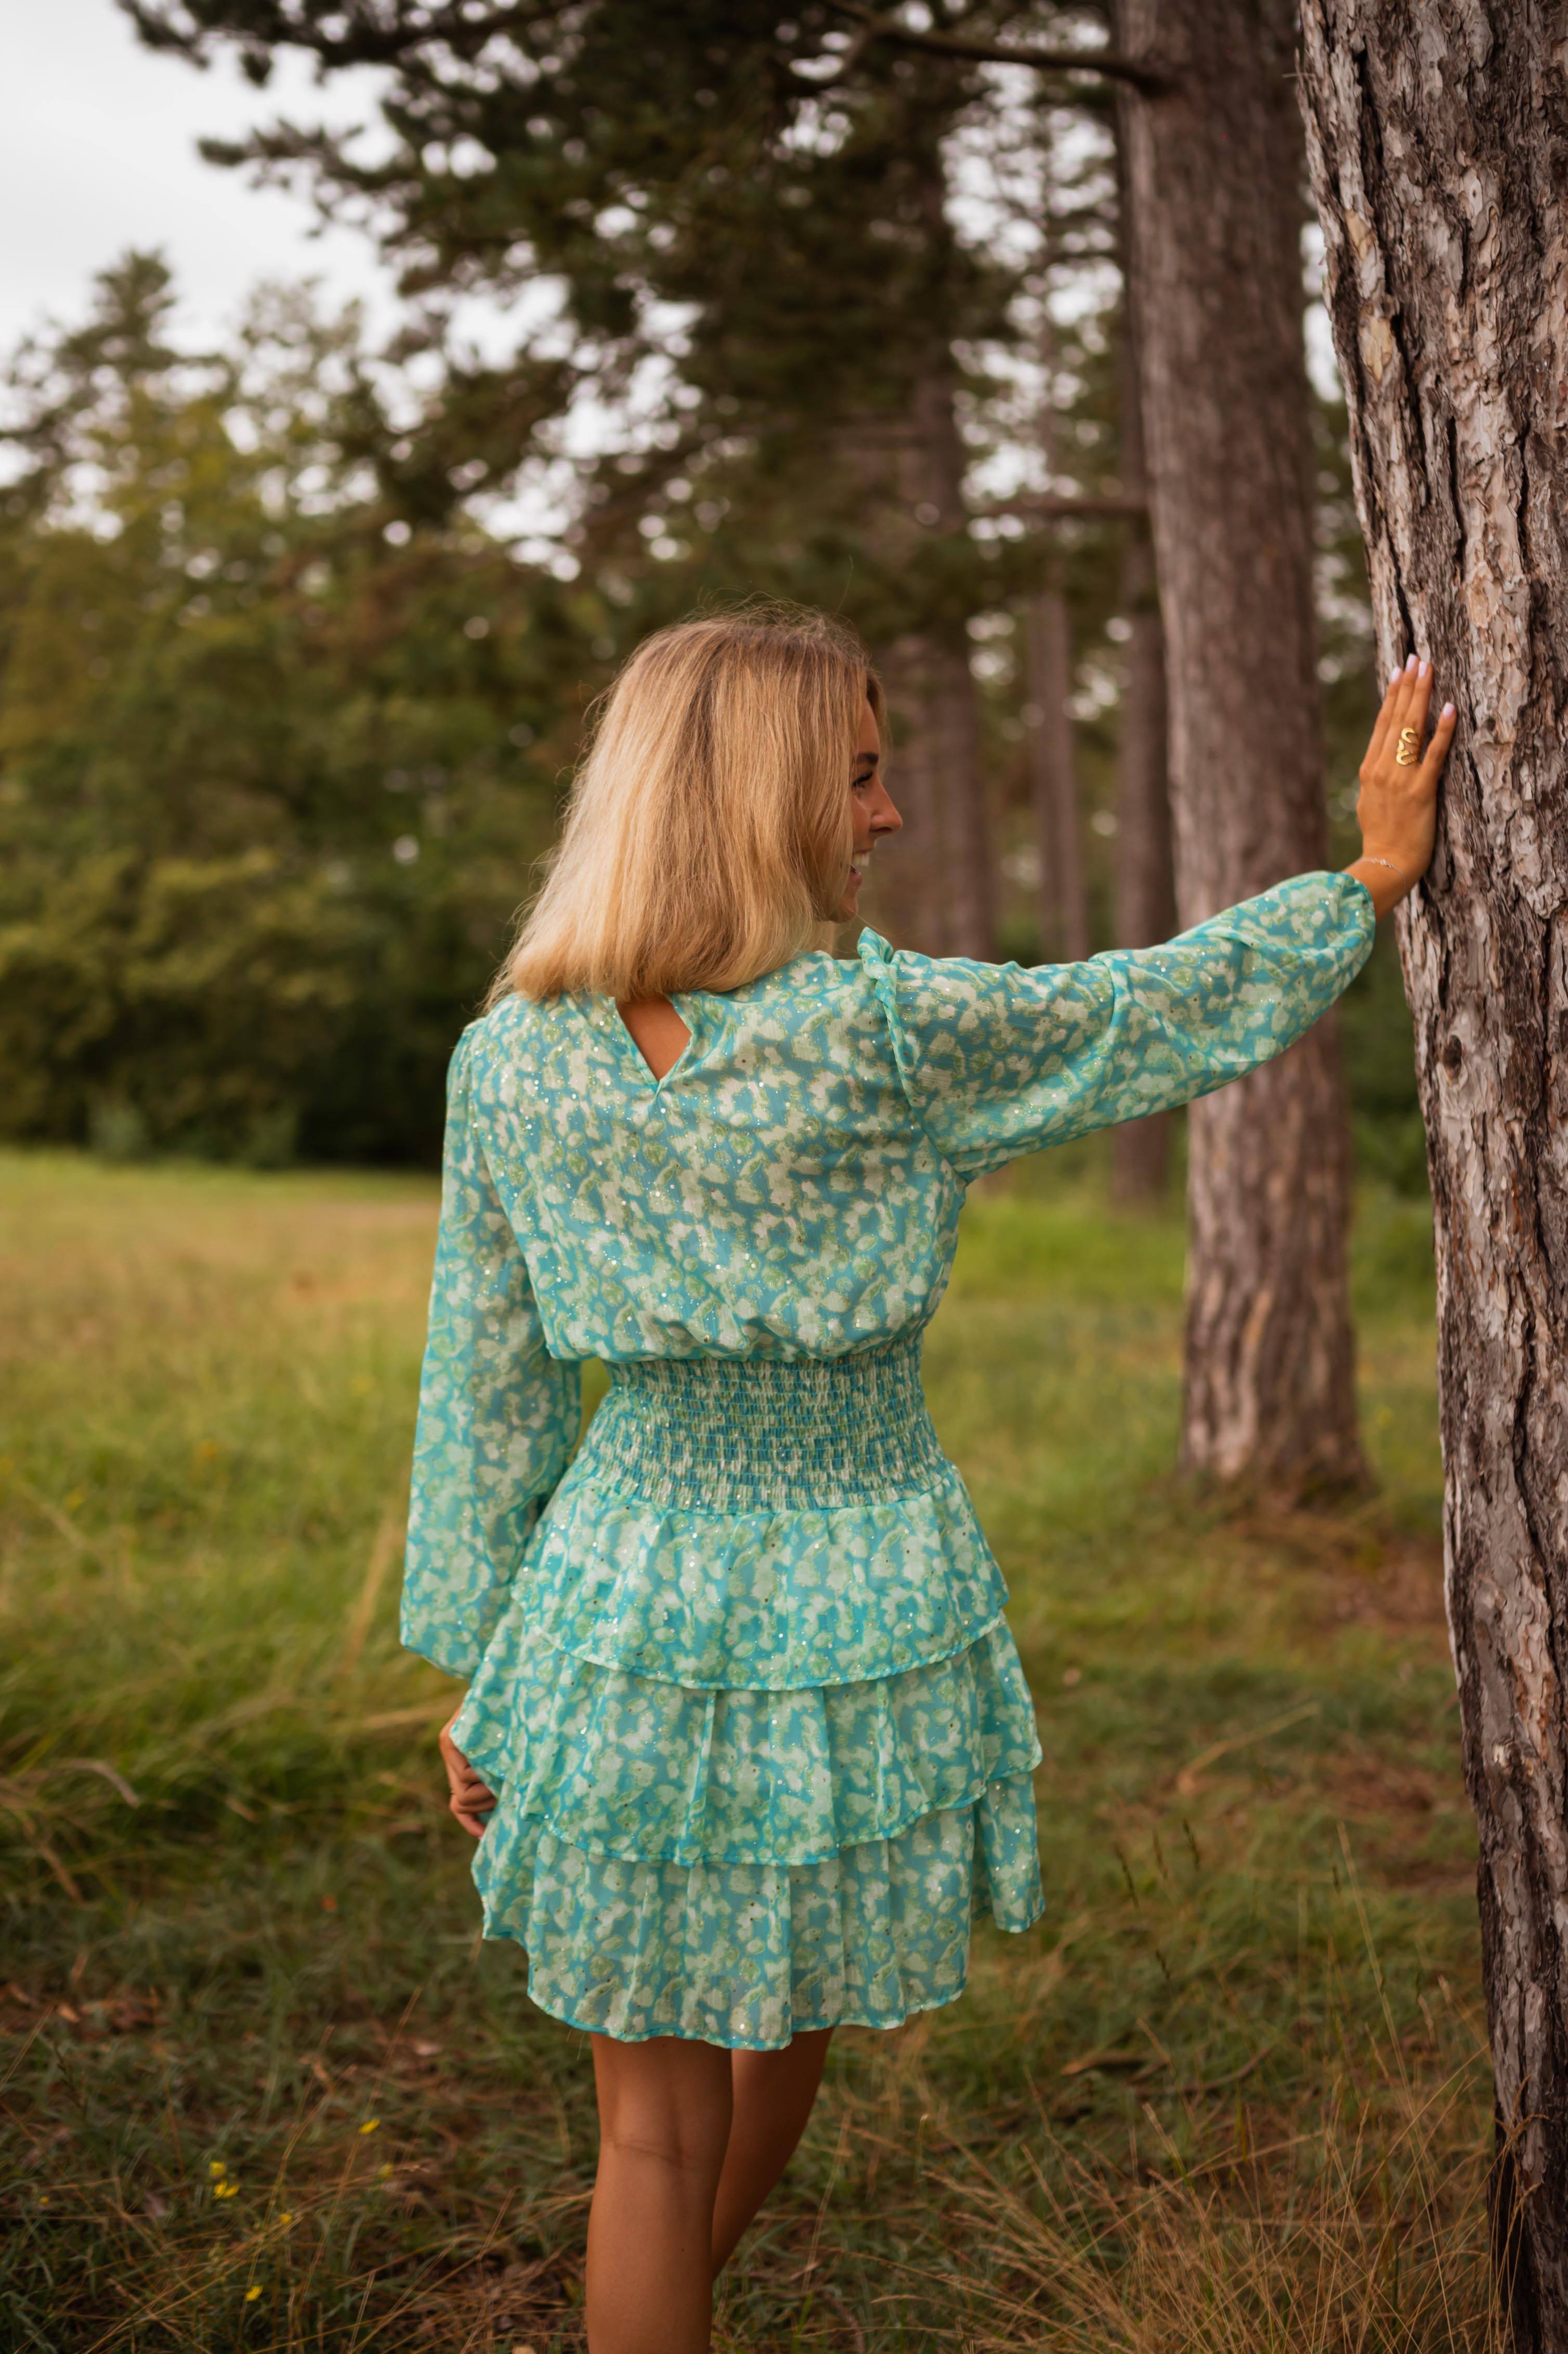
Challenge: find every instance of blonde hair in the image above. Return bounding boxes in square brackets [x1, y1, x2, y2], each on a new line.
[492, 610, 883, 1003]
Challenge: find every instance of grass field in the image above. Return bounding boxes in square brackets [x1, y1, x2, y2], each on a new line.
[0, 1144, 1495, 2352]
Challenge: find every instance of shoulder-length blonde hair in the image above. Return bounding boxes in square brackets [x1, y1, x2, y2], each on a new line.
[491, 609, 883, 1003]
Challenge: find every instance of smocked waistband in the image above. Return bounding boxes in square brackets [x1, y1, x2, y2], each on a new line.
[577, 1334, 947, 1511]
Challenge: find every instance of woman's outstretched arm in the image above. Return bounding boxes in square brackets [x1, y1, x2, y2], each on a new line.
[860, 662, 1457, 1184]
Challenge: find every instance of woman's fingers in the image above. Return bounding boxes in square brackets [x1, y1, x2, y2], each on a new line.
[1395, 671, 1454, 783]
[1420, 701, 1457, 783]
[1369, 656, 1427, 768]
[438, 1715, 496, 1836]
[449, 1777, 495, 1837]
[1393, 659, 1430, 747]
[1367, 656, 1453, 783]
[1411, 662, 1436, 736]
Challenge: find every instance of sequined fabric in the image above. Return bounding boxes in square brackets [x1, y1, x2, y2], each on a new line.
[402, 872, 1375, 2046]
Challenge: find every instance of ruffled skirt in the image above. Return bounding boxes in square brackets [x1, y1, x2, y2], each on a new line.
[453, 1337, 1043, 2047]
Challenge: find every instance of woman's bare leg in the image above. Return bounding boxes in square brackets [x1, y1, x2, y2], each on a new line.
[587, 2034, 733, 2354]
[710, 2029, 833, 2274]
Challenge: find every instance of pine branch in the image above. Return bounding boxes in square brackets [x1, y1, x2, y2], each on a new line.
[120, 1, 565, 71]
[819, 3, 1171, 94]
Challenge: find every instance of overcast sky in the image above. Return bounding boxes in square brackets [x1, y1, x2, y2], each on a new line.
[2, 0, 397, 356]
[1, 2, 1338, 435]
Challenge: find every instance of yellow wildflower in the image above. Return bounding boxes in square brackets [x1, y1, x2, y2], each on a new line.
[245, 2287, 262, 2303]
[358, 2118, 380, 2136]
[209, 2160, 226, 2177]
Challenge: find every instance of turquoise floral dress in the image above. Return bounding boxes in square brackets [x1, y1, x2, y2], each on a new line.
[402, 872, 1374, 2049]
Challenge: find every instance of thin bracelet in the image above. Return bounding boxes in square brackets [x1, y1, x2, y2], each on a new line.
[1358, 856, 1410, 888]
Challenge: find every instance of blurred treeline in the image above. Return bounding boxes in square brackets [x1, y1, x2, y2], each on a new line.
[0, 260, 583, 1168]
[0, 28, 1420, 1176]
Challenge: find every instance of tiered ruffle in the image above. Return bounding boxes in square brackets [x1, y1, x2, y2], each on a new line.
[467, 1797, 1040, 2049]
[455, 1616, 1035, 1865]
[455, 1348, 1044, 2046]
[513, 1448, 1012, 1688]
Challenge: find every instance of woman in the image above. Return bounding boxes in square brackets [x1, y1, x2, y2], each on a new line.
[401, 611, 1453, 2353]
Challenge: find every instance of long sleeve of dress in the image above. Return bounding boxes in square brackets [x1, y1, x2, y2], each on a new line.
[859, 870, 1375, 1183]
[401, 1030, 581, 1680]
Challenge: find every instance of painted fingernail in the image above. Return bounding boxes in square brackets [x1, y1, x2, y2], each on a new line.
[1389, 668, 1403, 687]
[1442, 702, 1455, 718]
[1406, 653, 1418, 672]
[1418, 659, 1430, 678]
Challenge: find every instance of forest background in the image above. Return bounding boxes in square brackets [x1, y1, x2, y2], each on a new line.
[0, 1, 1420, 1189]
[8, 7, 1525, 2346]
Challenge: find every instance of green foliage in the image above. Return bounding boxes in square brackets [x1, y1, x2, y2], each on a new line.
[1, 12, 1424, 1173]
[0, 1151, 1487, 2347]
[0, 258, 589, 1163]
[123, 2, 1072, 690]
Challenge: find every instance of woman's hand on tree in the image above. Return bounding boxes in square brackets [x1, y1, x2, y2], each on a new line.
[1347, 656, 1457, 917]
[439, 1711, 496, 1838]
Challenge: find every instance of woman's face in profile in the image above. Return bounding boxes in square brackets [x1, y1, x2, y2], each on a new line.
[838, 699, 901, 920]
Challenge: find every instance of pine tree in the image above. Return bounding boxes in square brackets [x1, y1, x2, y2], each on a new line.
[123, 0, 1035, 950]
[1303, 8, 1568, 2331]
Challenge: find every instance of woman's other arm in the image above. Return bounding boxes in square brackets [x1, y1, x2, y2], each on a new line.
[400, 1029, 580, 1682]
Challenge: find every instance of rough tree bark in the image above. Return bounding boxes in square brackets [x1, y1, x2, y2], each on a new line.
[1109, 212, 1175, 1205]
[1025, 586, 1089, 963]
[1112, 0, 1364, 1484]
[1300, 12, 1568, 2340]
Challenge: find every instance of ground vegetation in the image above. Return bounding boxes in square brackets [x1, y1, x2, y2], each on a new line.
[0, 1147, 1488, 2349]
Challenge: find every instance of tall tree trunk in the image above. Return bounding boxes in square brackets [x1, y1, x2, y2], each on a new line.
[871, 359, 994, 961]
[837, 112, 992, 959]
[1301, 13, 1568, 2339]
[855, 127, 993, 964]
[1025, 587, 1089, 963]
[877, 630, 988, 956]
[1110, 202, 1176, 1206]
[1112, 0, 1364, 1486]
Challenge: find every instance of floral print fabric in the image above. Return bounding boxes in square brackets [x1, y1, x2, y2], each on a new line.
[403, 871, 1374, 2046]
[455, 1616, 1040, 1867]
[468, 1800, 1037, 2050]
[512, 1348, 1011, 1691]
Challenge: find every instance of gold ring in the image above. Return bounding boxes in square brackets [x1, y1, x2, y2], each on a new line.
[1395, 726, 1421, 767]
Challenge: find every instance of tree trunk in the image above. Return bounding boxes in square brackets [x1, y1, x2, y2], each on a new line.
[878, 647, 992, 959]
[1110, 205, 1175, 1206]
[834, 119, 992, 959]
[868, 357, 994, 961]
[1025, 587, 1089, 964]
[1300, 11, 1568, 2338]
[1112, 0, 1364, 1486]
